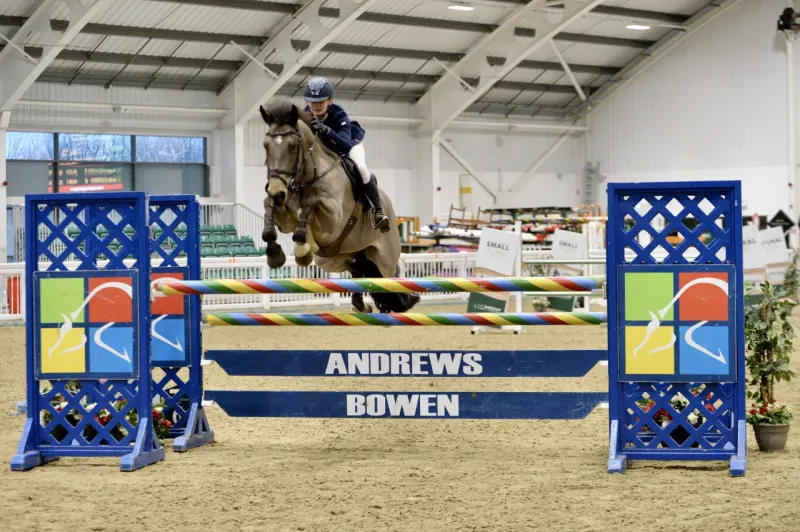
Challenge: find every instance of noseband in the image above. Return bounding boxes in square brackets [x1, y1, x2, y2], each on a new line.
[265, 126, 340, 193]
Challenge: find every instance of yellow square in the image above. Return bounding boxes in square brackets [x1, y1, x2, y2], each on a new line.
[40, 327, 86, 374]
[625, 325, 675, 375]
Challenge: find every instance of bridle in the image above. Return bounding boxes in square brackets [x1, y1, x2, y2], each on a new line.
[265, 126, 340, 193]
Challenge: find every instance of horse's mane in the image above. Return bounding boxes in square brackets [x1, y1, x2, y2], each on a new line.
[265, 98, 338, 160]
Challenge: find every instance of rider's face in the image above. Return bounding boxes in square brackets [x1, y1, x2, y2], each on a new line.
[308, 98, 332, 117]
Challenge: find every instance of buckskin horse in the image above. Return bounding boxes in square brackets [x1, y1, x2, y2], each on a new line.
[259, 98, 419, 313]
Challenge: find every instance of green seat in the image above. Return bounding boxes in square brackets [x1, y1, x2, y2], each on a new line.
[210, 225, 225, 238]
[215, 248, 232, 257]
[201, 247, 214, 258]
[176, 222, 187, 236]
[214, 242, 230, 252]
[224, 224, 237, 237]
[226, 235, 240, 244]
[230, 245, 246, 256]
[201, 234, 212, 244]
[245, 246, 261, 257]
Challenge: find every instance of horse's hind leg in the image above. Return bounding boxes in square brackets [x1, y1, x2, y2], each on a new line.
[352, 252, 419, 313]
[347, 254, 373, 313]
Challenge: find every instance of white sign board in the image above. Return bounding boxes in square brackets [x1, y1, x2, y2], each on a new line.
[474, 227, 521, 277]
[742, 224, 767, 283]
[551, 228, 587, 276]
[759, 226, 791, 284]
[468, 225, 522, 334]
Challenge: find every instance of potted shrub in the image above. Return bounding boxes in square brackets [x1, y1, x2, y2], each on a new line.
[782, 246, 800, 306]
[744, 281, 796, 451]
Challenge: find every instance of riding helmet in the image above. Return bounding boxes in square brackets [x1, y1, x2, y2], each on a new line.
[304, 77, 334, 102]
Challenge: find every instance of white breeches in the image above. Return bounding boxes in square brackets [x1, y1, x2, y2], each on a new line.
[349, 143, 371, 184]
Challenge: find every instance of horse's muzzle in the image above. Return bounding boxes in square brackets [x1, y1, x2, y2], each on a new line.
[272, 190, 287, 206]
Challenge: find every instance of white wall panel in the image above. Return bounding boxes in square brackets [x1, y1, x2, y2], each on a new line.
[11, 83, 222, 133]
[588, 0, 787, 174]
[441, 129, 586, 173]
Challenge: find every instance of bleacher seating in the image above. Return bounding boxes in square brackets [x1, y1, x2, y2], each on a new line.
[199, 224, 262, 257]
[63, 222, 264, 259]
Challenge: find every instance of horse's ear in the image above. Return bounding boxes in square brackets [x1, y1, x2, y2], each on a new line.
[290, 104, 299, 126]
[259, 105, 271, 124]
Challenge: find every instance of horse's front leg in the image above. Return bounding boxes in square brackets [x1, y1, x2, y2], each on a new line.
[292, 198, 319, 267]
[262, 197, 286, 269]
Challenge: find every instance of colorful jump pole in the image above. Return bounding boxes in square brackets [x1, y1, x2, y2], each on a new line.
[158, 276, 605, 296]
[204, 312, 608, 327]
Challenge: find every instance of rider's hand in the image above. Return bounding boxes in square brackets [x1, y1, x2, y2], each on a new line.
[311, 118, 331, 136]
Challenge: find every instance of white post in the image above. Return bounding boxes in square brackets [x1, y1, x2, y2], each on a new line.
[431, 131, 442, 223]
[0, 123, 8, 264]
[788, 30, 799, 248]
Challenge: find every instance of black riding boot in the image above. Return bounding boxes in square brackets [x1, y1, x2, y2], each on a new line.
[364, 175, 390, 232]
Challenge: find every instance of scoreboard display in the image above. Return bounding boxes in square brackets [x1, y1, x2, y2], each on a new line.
[48, 163, 128, 192]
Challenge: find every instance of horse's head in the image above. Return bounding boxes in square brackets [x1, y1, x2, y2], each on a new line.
[260, 99, 314, 208]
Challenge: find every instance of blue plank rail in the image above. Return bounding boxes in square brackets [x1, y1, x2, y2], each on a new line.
[204, 391, 610, 419]
[204, 349, 608, 378]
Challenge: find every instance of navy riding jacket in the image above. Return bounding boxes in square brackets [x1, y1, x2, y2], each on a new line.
[305, 103, 365, 156]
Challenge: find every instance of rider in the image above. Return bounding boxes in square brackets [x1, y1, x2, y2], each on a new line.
[303, 77, 390, 231]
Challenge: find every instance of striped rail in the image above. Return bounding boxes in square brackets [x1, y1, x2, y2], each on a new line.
[205, 312, 608, 327]
[158, 276, 605, 296]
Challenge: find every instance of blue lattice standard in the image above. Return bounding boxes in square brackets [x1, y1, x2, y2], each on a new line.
[606, 182, 746, 476]
[11, 192, 164, 472]
[148, 196, 214, 452]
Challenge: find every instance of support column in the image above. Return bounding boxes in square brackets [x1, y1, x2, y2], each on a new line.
[788, 30, 799, 247]
[213, 124, 245, 204]
[0, 123, 7, 262]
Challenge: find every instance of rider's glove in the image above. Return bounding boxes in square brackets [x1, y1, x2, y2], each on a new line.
[311, 118, 331, 136]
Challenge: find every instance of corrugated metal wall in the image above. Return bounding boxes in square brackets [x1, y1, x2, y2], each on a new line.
[588, 0, 787, 173]
[11, 82, 222, 132]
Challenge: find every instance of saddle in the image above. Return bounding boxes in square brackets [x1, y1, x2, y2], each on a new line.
[340, 156, 370, 212]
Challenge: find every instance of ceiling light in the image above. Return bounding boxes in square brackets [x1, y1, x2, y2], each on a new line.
[448, 2, 475, 11]
[626, 24, 651, 31]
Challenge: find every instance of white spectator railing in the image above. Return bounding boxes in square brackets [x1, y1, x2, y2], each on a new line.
[0, 248, 609, 323]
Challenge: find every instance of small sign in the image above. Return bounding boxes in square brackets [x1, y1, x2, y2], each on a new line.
[467, 227, 521, 329]
[551, 228, 587, 276]
[742, 223, 767, 283]
[760, 226, 791, 284]
[769, 210, 794, 247]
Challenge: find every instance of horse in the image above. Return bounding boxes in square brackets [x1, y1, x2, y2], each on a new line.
[259, 98, 420, 314]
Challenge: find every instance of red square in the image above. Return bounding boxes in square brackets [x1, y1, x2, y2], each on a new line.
[678, 272, 729, 322]
[152, 272, 185, 315]
[87, 277, 133, 323]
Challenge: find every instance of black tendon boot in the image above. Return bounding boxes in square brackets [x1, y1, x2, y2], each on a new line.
[364, 175, 390, 232]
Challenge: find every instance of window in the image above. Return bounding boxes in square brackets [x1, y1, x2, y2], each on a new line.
[134, 164, 207, 196]
[58, 133, 132, 162]
[135, 135, 205, 164]
[6, 132, 54, 160]
[6, 161, 52, 196]
[5, 131, 209, 196]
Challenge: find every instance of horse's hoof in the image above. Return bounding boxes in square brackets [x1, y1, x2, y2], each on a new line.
[267, 251, 286, 269]
[294, 241, 311, 258]
[295, 252, 313, 267]
[266, 242, 286, 269]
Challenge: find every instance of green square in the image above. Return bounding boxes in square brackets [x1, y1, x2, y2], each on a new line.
[40, 277, 85, 324]
[624, 272, 674, 321]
